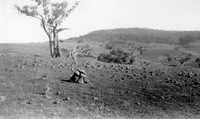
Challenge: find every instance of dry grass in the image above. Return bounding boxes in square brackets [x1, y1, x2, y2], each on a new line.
[0, 41, 200, 119]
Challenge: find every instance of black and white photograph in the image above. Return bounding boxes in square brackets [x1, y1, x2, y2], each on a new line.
[0, 0, 200, 118]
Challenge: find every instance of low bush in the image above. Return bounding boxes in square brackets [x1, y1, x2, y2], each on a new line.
[179, 35, 196, 46]
[60, 48, 71, 59]
[105, 43, 115, 50]
[196, 58, 200, 63]
[180, 53, 192, 64]
[97, 48, 135, 64]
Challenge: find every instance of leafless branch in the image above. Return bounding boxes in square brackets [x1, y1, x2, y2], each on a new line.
[56, 27, 70, 33]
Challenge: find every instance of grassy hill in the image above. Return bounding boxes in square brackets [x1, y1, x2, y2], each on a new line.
[1, 29, 200, 118]
[66, 28, 200, 45]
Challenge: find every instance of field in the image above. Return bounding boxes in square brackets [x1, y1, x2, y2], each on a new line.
[1, 29, 200, 119]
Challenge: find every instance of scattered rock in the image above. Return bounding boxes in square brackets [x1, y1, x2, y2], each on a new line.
[52, 66, 56, 69]
[178, 71, 197, 78]
[41, 74, 47, 78]
[34, 54, 41, 57]
[52, 101, 59, 104]
[0, 96, 6, 103]
[93, 97, 98, 100]
[0, 54, 7, 59]
[135, 102, 140, 105]
[25, 100, 32, 105]
[20, 65, 25, 68]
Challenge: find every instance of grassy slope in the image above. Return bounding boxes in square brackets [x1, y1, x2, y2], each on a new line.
[0, 42, 199, 119]
[1, 29, 200, 119]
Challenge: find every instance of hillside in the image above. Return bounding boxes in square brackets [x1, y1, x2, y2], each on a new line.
[67, 28, 200, 45]
[0, 42, 200, 119]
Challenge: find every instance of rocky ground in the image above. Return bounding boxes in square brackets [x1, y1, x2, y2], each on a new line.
[0, 43, 200, 119]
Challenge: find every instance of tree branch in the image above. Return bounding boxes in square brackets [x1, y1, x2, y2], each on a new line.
[41, 20, 51, 39]
[15, 4, 43, 21]
[56, 27, 70, 33]
[33, 16, 42, 20]
[65, 2, 79, 17]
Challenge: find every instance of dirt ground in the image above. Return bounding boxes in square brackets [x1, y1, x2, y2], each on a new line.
[0, 43, 200, 119]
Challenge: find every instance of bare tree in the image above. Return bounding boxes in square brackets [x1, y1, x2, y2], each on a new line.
[15, 0, 79, 58]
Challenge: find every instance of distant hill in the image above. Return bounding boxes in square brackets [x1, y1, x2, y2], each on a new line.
[66, 28, 200, 45]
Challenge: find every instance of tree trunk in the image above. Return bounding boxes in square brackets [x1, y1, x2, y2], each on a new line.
[41, 21, 61, 58]
[52, 29, 61, 58]
[41, 21, 55, 58]
[49, 37, 53, 57]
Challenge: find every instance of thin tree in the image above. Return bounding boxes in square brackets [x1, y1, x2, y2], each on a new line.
[15, 0, 79, 58]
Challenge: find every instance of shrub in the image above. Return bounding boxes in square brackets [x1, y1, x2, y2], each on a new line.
[105, 43, 115, 50]
[195, 58, 200, 67]
[196, 58, 200, 63]
[60, 48, 71, 59]
[97, 48, 135, 64]
[180, 53, 192, 64]
[179, 35, 195, 46]
[77, 39, 84, 43]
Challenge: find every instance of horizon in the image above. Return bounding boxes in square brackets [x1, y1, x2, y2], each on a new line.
[1, 27, 200, 44]
[0, 0, 200, 43]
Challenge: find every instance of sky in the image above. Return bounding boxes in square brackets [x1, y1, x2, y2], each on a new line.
[0, 0, 200, 43]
